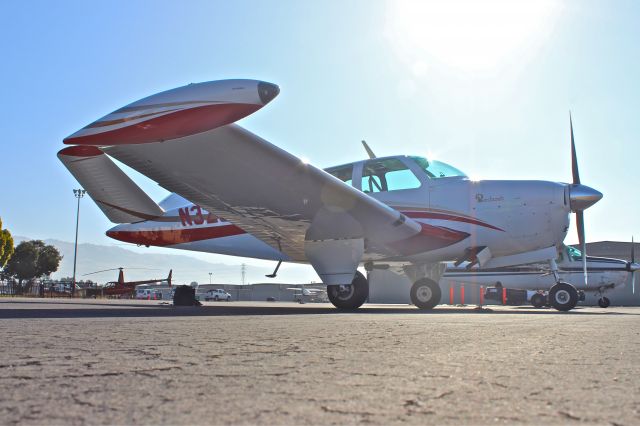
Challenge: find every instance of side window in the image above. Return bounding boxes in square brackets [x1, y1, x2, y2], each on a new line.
[363, 174, 383, 193]
[325, 164, 353, 186]
[361, 159, 421, 193]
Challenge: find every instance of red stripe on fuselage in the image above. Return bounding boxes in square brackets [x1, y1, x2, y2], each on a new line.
[401, 211, 504, 232]
[64, 103, 262, 145]
[389, 223, 469, 256]
[106, 225, 246, 246]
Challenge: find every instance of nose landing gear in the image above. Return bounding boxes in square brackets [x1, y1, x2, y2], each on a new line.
[548, 281, 579, 311]
[410, 278, 442, 310]
[547, 259, 579, 311]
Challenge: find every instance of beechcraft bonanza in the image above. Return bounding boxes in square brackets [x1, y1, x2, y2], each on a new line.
[58, 79, 604, 311]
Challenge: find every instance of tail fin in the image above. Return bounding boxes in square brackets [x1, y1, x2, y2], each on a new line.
[58, 146, 163, 223]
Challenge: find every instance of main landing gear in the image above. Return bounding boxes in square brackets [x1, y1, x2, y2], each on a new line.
[530, 292, 546, 309]
[410, 278, 442, 310]
[327, 271, 369, 310]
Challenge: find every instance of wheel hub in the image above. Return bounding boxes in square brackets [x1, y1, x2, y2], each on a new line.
[416, 286, 433, 303]
[555, 290, 570, 304]
[335, 284, 355, 301]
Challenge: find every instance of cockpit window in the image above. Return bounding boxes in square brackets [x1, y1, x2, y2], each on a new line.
[361, 158, 421, 193]
[411, 156, 467, 179]
[567, 246, 582, 261]
[325, 164, 353, 186]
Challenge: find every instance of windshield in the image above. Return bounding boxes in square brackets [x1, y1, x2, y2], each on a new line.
[325, 164, 353, 186]
[411, 156, 467, 179]
[567, 246, 583, 261]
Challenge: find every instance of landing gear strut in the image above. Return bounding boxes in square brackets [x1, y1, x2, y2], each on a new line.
[327, 271, 369, 310]
[410, 278, 442, 310]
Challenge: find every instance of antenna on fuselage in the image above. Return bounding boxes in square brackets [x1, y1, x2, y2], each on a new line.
[361, 140, 377, 159]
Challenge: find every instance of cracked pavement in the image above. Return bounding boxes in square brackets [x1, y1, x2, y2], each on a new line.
[1, 298, 639, 425]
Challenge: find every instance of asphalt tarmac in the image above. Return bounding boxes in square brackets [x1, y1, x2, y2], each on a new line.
[1, 298, 639, 425]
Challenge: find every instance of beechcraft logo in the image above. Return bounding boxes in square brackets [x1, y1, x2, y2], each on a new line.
[475, 193, 504, 203]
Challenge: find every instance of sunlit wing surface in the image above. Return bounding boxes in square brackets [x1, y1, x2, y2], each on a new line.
[64, 79, 279, 146]
[104, 124, 466, 261]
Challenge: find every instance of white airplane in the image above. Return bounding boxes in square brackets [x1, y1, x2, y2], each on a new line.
[58, 79, 603, 312]
[285, 285, 326, 303]
[441, 243, 640, 308]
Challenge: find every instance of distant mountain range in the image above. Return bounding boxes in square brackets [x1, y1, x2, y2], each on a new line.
[13, 236, 275, 285]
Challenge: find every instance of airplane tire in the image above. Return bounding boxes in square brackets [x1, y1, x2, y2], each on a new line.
[598, 297, 610, 308]
[410, 278, 441, 310]
[530, 293, 546, 309]
[549, 282, 578, 311]
[327, 271, 369, 310]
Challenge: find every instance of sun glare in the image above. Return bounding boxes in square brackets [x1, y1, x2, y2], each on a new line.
[385, 0, 561, 72]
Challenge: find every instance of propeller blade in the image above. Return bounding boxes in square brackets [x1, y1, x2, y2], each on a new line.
[82, 267, 158, 276]
[570, 113, 581, 185]
[361, 140, 377, 159]
[576, 210, 587, 285]
[83, 267, 122, 276]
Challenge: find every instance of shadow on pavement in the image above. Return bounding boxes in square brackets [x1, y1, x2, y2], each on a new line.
[0, 299, 637, 319]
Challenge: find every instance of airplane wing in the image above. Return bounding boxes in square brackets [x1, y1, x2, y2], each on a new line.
[103, 124, 468, 262]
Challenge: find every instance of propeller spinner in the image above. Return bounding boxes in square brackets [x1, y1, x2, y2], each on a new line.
[568, 114, 603, 285]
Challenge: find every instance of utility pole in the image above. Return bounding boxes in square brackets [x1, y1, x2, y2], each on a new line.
[241, 263, 246, 285]
[71, 189, 86, 298]
[209, 272, 212, 285]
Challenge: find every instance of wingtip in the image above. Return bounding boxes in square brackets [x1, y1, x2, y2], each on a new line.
[58, 145, 104, 157]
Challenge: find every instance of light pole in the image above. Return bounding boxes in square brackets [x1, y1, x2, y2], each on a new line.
[72, 189, 86, 298]
[209, 272, 212, 285]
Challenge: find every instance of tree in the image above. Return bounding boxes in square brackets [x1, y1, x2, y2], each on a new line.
[0, 218, 14, 267]
[4, 240, 62, 294]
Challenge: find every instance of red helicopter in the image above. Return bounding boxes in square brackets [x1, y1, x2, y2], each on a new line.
[84, 268, 172, 297]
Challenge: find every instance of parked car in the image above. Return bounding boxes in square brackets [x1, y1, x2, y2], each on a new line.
[204, 289, 231, 301]
[135, 289, 163, 300]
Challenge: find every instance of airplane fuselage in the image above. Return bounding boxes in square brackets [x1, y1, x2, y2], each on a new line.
[441, 245, 632, 292]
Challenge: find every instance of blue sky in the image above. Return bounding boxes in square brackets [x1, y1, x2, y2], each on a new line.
[1, 0, 638, 283]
